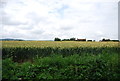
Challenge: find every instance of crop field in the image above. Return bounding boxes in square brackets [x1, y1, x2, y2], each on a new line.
[2, 41, 120, 80]
[2, 41, 119, 48]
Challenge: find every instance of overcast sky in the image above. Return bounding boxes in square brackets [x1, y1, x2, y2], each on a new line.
[0, 0, 119, 40]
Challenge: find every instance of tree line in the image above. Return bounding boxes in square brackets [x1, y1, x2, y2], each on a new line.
[54, 37, 119, 42]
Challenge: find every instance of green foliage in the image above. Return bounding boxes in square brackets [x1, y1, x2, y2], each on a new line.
[70, 38, 76, 41]
[2, 58, 18, 79]
[54, 38, 61, 41]
[2, 53, 119, 80]
[2, 47, 119, 62]
[2, 41, 119, 80]
[62, 39, 70, 41]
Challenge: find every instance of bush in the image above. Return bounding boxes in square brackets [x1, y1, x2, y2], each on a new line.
[2, 53, 119, 80]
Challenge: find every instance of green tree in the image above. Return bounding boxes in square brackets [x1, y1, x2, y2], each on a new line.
[70, 38, 76, 41]
[54, 38, 61, 41]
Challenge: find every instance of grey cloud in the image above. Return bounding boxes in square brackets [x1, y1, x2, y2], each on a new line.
[26, 12, 51, 25]
[2, 12, 27, 26]
[2, 28, 44, 40]
[26, 12, 41, 24]
[23, 31, 53, 40]
[1, 0, 118, 40]
[59, 26, 73, 31]
[2, 18, 27, 26]
[30, 29, 45, 35]
[0, 0, 8, 8]
[2, 31, 25, 39]
[41, 33, 55, 40]
[79, 19, 93, 23]
[14, 24, 34, 30]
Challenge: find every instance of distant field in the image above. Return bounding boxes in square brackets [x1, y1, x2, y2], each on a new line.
[2, 41, 119, 48]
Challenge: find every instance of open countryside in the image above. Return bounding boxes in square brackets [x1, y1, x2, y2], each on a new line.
[2, 40, 120, 80]
[1, 0, 119, 80]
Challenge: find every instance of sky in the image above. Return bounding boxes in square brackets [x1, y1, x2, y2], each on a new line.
[0, 0, 119, 41]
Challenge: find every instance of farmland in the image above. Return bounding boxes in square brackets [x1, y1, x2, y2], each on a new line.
[2, 41, 120, 80]
[2, 41, 118, 48]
